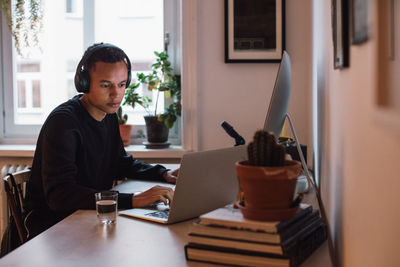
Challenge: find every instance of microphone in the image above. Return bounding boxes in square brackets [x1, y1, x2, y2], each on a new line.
[221, 121, 245, 146]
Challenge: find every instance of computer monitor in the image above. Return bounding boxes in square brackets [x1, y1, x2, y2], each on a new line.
[262, 51, 313, 194]
[261, 51, 325, 223]
[263, 50, 291, 139]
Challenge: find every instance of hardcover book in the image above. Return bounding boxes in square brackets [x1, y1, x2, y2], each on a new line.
[190, 210, 320, 244]
[185, 219, 327, 267]
[199, 203, 313, 234]
[188, 216, 323, 255]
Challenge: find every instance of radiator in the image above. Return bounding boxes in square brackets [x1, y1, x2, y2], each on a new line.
[0, 163, 30, 238]
[1, 164, 29, 177]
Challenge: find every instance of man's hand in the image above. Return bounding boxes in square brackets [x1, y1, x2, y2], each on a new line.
[131, 185, 174, 208]
[163, 168, 179, 184]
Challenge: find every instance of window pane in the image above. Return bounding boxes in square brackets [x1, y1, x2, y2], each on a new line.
[65, 0, 82, 17]
[11, 0, 164, 126]
[66, 0, 72, 13]
[95, 0, 164, 125]
[17, 81, 26, 108]
[32, 80, 41, 108]
[17, 63, 40, 72]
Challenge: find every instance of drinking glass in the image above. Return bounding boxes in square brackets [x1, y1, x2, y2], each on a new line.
[95, 191, 118, 224]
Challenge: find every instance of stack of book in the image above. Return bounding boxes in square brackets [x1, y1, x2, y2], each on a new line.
[184, 203, 327, 267]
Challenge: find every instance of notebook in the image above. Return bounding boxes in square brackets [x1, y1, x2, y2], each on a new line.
[119, 145, 247, 224]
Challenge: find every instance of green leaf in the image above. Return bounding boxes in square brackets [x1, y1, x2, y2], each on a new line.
[128, 50, 181, 127]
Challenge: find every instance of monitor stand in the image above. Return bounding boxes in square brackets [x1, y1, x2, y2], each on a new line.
[285, 113, 329, 249]
[285, 113, 316, 194]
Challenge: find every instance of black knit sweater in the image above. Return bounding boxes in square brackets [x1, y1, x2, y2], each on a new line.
[24, 95, 166, 234]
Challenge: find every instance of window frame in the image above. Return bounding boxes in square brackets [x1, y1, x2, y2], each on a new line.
[0, 11, 4, 141]
[1, 11, 38, 140]
[0, 0, 188, 147]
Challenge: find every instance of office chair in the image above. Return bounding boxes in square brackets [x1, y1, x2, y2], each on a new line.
[3, 169, 31, 244]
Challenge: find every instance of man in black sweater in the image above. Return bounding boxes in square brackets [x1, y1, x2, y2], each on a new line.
[24, 43, 177, 238]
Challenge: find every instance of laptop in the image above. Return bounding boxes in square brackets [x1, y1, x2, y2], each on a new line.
[119, 145, 247, 224]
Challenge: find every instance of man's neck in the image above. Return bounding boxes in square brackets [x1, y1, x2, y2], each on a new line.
[79, 95, 106, 121]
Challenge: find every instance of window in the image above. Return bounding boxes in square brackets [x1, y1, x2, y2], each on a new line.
[16, 61, 42, 123]
[65, 0, 83, 17]
[1, 0, 180, 144]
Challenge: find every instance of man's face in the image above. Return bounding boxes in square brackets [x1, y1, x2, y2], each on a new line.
[83, 61, 128, 121]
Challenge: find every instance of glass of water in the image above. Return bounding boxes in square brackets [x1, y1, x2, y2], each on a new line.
[95, 191, 118, 224]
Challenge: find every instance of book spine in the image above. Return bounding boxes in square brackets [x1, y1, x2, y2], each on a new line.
[284, 221, 327, 266]
[184, 223, 327, 267]
[275, 205, 313, 232]
[185, 246, 292, 267]
[282, 217, 322, 249]
[189, 222, 282, 244]
[188, 233, 284, 254]
[188, 218, 325, 257]
[190, 209, 320, 245]
[199, 218, 280, 233]
[199, 204, 313, 233]
[279, 210, 320, 242]
[185, 243, 290, 260]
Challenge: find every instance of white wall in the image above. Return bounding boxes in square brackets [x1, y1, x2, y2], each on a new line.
[196, 1, 400, 265]
[315, 1, 400, 266]
[196, 1, 313, 154]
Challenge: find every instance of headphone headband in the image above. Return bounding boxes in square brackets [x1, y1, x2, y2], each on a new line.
[74, 43, 132, 93]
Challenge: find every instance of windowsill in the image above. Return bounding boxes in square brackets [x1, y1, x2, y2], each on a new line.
[0, 144, 189, 159]
[125, 145, 188, 159]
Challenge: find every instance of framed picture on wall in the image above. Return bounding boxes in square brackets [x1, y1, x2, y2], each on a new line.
[332, 0, 350, 69]
[351, 0, 369, 44]
[224, 0, 285, 63]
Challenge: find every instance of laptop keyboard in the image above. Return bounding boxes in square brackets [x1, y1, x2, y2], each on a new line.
[145, 210, 169, 219]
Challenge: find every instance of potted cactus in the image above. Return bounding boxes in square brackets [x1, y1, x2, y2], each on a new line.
[235, 130, 302, 221]
[117, 107, 133, 147]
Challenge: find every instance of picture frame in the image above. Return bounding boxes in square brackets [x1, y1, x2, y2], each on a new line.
[374, 0, 400, 131]
[224, 0, 285, 63]
[351, 0, 369, 45]
[331, 0, 350, 69]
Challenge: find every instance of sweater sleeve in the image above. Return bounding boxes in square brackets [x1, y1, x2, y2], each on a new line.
[116, 192, 134, 209]
[112, 152, 166, 209]
[116, 151, 168, 181]
[40, 114, 97, 211]
[108, 112, 167, 181]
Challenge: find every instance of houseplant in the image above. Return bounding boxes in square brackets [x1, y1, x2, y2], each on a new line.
[117, 107, 133, 147]
[123, 51, 181, 148]
[0, 0, 43, 56]
[235, 130, 302, 221]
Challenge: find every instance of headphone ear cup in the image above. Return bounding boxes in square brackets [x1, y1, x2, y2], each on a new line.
[76, 70, 90, 93]
[126, 70, 131, 88]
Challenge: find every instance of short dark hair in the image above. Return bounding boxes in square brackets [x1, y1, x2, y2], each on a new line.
[83, 43, 129, 72]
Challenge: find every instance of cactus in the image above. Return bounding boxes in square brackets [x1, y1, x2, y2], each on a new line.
[117, 107, 128, 125]
[247, 130, 286, 166]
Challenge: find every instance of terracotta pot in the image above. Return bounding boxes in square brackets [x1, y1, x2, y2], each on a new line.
[119, 124, 133, 147]
[235, 160, 302, 210]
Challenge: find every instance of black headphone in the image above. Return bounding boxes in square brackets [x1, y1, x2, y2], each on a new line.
[74, 43, 132, 93]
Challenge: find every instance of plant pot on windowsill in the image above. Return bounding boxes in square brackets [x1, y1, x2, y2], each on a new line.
[122, 51, 181, 149]
[117, 106, 133, 147]
[143, 115, 170, 149]
[235, 130, 302, 221]
[119, 124, 133, 147]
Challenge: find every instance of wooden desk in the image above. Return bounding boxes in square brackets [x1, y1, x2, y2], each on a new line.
[0, 180, 332, 267]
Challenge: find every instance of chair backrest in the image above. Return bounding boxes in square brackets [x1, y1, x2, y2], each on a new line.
[3, 169, 31, 244]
